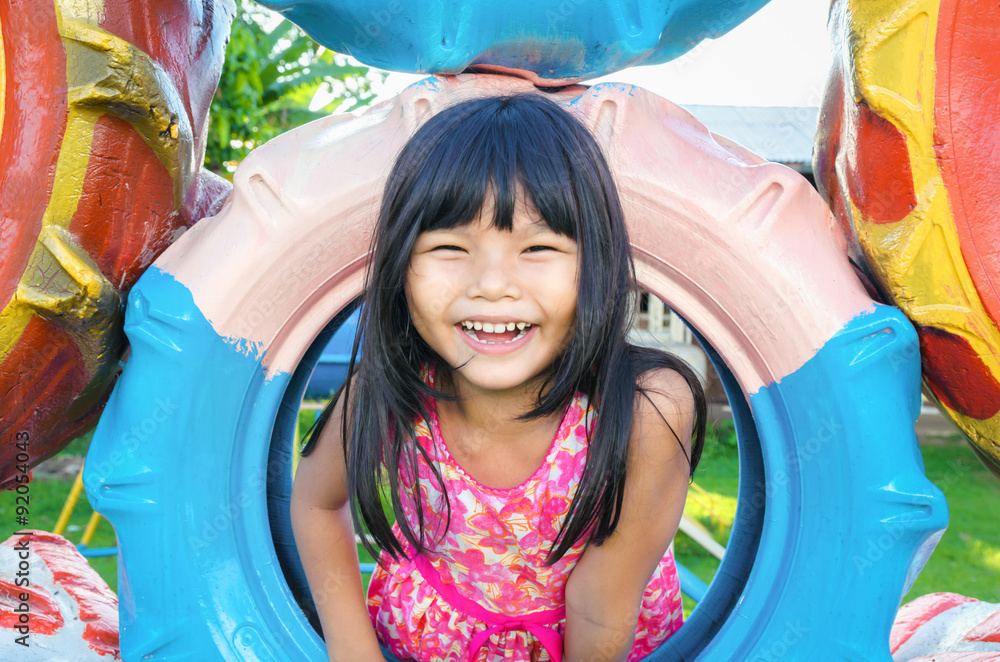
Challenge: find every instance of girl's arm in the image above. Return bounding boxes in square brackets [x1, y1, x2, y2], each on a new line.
[563, 368, 696, 662]
[290, 388, 385, 662]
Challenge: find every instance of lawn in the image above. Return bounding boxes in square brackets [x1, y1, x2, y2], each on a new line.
[3, 419, 998, 618]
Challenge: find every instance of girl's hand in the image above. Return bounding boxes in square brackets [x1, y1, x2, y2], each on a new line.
[563, 368, 695, 662]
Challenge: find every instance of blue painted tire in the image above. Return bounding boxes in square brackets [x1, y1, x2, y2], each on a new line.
[84, 75, 948, 661]
[258, 0, 772, 83]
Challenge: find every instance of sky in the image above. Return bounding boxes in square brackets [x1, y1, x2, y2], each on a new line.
[366, 0, 834, 108]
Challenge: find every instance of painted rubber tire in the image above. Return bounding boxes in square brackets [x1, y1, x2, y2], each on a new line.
[890, 592, 1000, 659]
[84, 74, 948, 661]
[816, 0, 1000, 477]
[257, 0, 771, 84]
[0, 0, 232, 490]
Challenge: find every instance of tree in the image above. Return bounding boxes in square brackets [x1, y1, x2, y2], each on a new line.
[205, 0, 384, 175]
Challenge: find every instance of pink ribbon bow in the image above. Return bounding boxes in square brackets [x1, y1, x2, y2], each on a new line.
[414, 555, 566, 662]
[468, 616, 564, 662]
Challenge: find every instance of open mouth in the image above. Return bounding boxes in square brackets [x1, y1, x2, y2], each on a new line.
[459, 320, 532, 344]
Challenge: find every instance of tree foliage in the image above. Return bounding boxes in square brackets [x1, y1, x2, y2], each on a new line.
[205, 0, 384, 175]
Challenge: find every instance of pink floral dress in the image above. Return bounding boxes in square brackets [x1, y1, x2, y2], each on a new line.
[367, 369, 684, 662]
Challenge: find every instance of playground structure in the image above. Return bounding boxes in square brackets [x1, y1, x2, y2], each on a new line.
[1, 0, 999, 660]
[816, 0, 1000, 479]
[0, 0, 234, 492]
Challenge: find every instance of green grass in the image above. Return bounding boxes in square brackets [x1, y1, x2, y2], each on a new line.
[5, 420, 998, 615]
[903, 439, 1000, 603]
[676, 423, 739, 616]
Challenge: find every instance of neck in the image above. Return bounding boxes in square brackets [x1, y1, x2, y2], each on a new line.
[435, 368, 561, 441]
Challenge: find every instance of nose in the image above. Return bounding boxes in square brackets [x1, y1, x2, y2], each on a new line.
[467, 252, 520, 301]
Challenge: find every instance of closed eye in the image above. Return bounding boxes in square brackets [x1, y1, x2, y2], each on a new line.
[524, 245, 557, 253]
[432, 245, 465, 252]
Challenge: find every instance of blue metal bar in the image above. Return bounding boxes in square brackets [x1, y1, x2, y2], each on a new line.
[674, 560, 708, 603]
[76, 544, 118, 558]
[316, 355, 353, 365]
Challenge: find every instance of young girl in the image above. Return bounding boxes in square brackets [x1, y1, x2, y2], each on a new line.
[291, 91, 706, 662]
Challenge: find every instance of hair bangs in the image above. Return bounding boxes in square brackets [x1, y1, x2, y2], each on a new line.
[398, 96, 581, 241]
[513, 117, 581, 241]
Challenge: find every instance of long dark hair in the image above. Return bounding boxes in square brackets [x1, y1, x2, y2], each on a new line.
[302, 91, 706, 564]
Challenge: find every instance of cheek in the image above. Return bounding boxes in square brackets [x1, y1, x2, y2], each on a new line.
[546, 267, 579, 320]
[410, 259, 468, 313]
[404, 270, 429, 326]
[406, 265, 454, 329]
[406, 290, 432, 330]
[405, 287, 442, 349]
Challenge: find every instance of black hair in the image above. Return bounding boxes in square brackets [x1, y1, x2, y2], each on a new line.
[302, 92, 707, 564]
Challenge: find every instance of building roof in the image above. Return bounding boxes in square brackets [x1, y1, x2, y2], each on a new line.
[681, 105, 820, 173]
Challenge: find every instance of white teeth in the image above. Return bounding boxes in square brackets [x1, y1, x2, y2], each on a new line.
[463, 326, 529, 344]
[459, 320, 532, 335]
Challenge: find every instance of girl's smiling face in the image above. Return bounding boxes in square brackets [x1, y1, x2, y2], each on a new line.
[405, 194, 579, 396]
